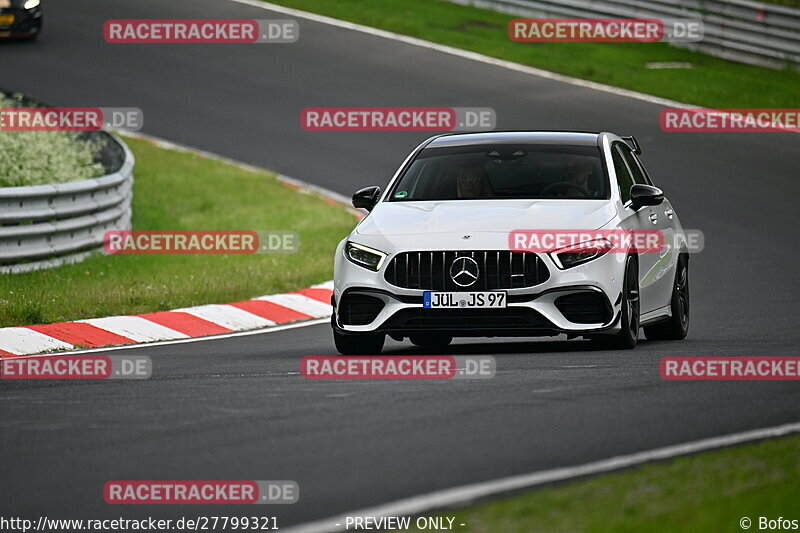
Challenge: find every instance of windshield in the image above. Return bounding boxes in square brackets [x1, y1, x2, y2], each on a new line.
[389, 144, 608, 201]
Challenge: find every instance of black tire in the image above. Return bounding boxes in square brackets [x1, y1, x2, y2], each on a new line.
[644, 253, 689, 341]
[332, 324, 385, 355]
[594, 256, 639, 349]
[409, 334, 453, 348]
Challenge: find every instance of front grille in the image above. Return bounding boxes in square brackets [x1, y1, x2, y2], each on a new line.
[339, 293, 385, 325]
[384, 251, 549, 290]
[554, 291, 612, 324]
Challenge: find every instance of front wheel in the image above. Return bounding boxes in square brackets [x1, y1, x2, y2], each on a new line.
[644, 254, 689, 341]
[333, 326, 385, 355]
[593, 256, 639, 350]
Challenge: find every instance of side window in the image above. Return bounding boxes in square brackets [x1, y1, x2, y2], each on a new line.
[611, 145, 635, 204]
[618, 144, 650, 185]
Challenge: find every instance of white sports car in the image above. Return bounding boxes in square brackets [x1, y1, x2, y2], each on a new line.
[332, 131, 689, 354]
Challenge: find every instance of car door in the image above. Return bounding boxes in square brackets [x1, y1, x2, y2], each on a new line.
[620, 144, 679, 312]
[610, 142, 661, 314]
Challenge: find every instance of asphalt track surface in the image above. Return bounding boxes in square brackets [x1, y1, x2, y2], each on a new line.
[1, 0, 800, 528]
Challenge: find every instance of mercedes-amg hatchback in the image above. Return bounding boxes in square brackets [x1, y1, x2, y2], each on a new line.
[332, 131, 689, 354]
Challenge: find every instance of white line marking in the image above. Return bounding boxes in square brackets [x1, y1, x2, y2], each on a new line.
[0, 328, 73, 355]
[174, 304, 276, 331]
[229, 0, 694, 109]
[282, 421, 800, 533]
[79, 316, 189, 342]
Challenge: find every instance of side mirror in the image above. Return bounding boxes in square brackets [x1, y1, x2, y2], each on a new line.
[352, 186, 381, 211]
[629, 184, 664, 211]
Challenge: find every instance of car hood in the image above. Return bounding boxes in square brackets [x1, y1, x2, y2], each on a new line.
[356, 200, 617, 238]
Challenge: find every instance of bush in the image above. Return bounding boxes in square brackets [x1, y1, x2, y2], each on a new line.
[0, 95, 104, 187]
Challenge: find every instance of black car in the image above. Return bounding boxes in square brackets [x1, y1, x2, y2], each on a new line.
[0, 0, 42, 39]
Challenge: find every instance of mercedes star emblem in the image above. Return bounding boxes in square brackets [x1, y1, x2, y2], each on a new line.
[450, 256, 480, 287]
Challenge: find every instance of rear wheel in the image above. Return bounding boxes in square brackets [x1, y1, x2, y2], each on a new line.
[644, 254, 689, 340]
[594, 256, 639, 349]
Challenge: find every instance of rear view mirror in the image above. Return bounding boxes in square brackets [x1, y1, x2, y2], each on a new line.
[630, 184, 664, 210]
[352, 186, 381, 211]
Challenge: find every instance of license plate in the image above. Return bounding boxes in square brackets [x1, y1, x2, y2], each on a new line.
[423, 291, 507, 309]
[0, 14, 14, 25]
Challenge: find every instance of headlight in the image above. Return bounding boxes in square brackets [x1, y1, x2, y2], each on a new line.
[345, 242, 387, 271]
[551, 238, 614, 269]
[23, 0, 40, 9]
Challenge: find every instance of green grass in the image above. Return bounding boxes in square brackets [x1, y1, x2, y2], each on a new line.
[407, 434, 800, 532]
[270, 0, 800, 107]
[0, 136, 357, 327]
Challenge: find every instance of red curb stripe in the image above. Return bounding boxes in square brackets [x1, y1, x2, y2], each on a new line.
[295, 288, 334, 304]
[136, 311, 232, 337]
[26, 322, 135, 347]
[228, 300, 312, 323]
[0, 349, 16, 357]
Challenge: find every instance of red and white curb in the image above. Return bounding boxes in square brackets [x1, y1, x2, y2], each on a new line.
[0, 281, 333, 357]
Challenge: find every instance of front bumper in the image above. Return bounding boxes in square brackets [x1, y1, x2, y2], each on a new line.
[334, 247, 626, 338]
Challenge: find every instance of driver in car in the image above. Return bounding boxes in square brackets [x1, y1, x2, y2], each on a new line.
[562, 159, 595, 198]
[456, 166, 494, 198]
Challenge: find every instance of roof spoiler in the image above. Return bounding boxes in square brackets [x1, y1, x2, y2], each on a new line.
[621, 135, 641, 155]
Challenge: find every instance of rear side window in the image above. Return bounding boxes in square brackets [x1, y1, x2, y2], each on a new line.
[618, 144, 651, 185]
[611, 145, 635, 204]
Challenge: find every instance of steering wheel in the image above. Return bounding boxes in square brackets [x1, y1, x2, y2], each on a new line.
[539, 181, 593, 197]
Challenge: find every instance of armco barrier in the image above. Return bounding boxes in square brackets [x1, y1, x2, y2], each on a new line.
[448, 0, 800, 70]
[0, 132, 134, 274]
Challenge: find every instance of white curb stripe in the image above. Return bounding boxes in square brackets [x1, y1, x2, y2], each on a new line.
[79, 316, 189, 343]
[0, 328, 73, 355]
[312, 281, 335, 291]
[282, 421, 800, 533]
[256, 294, 332, 318]
[174, 304, 276, 331]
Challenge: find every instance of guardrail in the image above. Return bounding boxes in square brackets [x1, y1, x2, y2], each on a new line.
[448, 0, 800, 69]
[0, 132, 134, 274]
